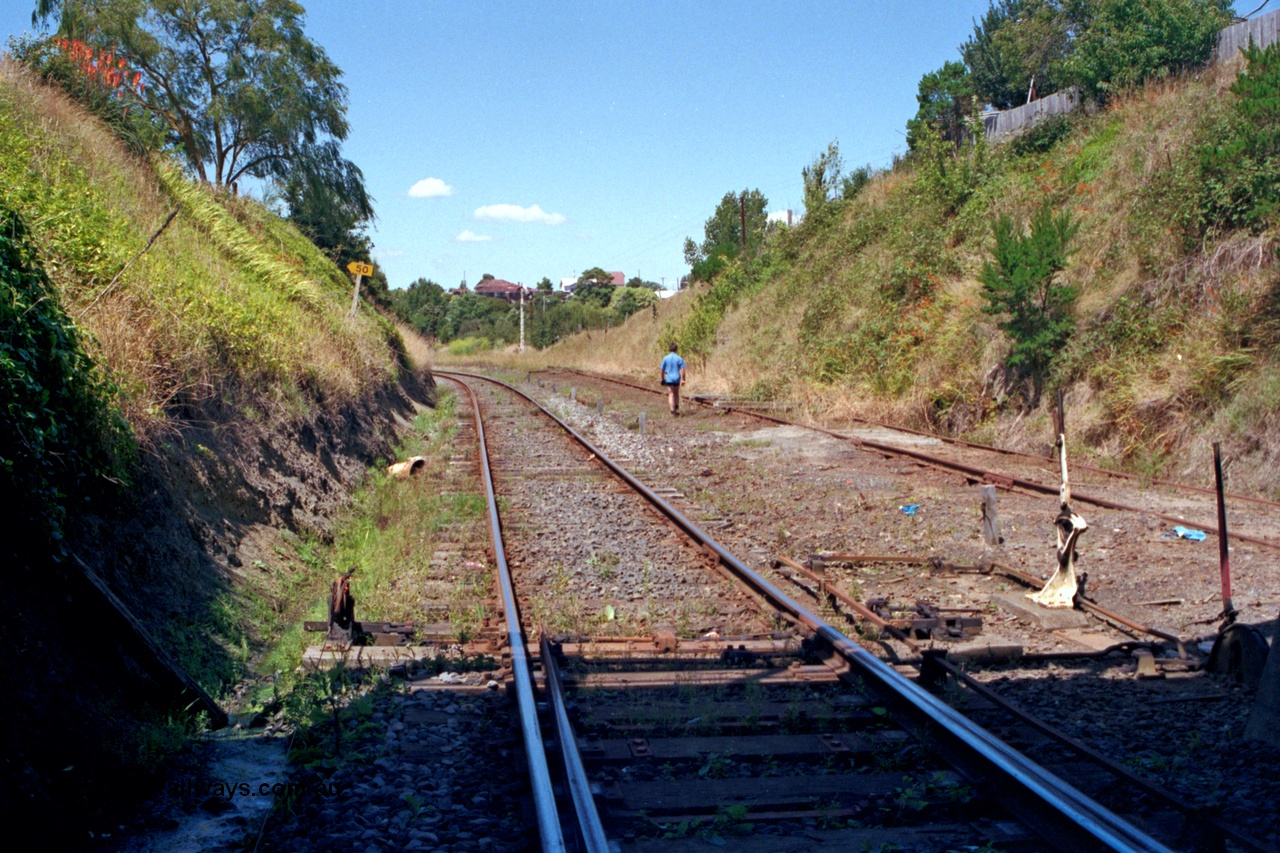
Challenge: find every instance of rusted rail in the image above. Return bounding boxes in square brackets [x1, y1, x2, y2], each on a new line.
[554, 366, 1280, 510]
[442, 370, 1174, 853]
[545, 367, 1280, 550]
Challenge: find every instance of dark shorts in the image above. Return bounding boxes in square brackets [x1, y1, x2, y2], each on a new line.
[661, 379, 681, 387]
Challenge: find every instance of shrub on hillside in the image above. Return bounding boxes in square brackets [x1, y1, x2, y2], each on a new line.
[1065, 0, 1232, 100]
[1197, 40, 1280, 233]
[0, 206, 132, 559]
[979, 204, 1080, 405]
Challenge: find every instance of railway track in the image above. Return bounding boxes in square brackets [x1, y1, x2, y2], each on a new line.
[542, 367, 1280, 551]
[434, 369, 1252, 852]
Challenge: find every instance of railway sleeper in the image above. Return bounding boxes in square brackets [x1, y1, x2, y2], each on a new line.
[580, 731, 878, 763]
[600, 768, 969, 817]
[567, 697, 893, 732]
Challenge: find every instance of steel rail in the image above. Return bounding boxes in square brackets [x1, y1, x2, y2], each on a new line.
[445, 377, 566, 852]
[545, 367, 1280, 550]
[541, 635, 610, 852]
[928, 654, 1272, 853]
[439, 370, 1175, 853]
[550, 366, 1280, 511]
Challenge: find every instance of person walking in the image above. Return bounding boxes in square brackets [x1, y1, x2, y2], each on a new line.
[660, 342, 686, 415]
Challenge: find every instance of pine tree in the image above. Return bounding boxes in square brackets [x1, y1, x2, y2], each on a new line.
[979, 204, 1080, 404]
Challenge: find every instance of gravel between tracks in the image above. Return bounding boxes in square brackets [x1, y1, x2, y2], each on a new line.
[475, 379, 777, 639]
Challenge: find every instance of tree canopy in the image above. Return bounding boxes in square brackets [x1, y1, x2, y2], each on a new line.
[683, 189, 768, 279]
[802, 141, 844, 216]
[36, 0, 374, 260]
[573, 267, 616, 308]
[963, 0, 1073, 110]
[906, 61, 975, 151]
[1064, 0, 1232, 99]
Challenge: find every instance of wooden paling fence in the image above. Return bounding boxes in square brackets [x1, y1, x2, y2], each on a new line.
[1215, 9, 1280, 60]
[984, 8, 1280, 143]
[982, 88, 1079, 142]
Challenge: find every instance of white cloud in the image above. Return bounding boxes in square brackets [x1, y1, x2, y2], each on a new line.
[372, 247, 406, 259]
[408, 177, 454, 198]
[455, 230, 492, 242]
[474, 203, 566, 225]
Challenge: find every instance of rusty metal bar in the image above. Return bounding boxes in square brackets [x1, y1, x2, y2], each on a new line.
[72, 554, 227, 729]
[451, 370, 1174, 853]
[988, 561, 1188, 656]
[1214, 442, 1234, 618]
[446, 377, 565, 852]
[774, 554, 921, 652]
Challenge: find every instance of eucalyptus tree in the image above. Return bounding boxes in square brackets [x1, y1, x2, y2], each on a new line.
[39, 0, 357, 188]
[36, 0, 374, 266]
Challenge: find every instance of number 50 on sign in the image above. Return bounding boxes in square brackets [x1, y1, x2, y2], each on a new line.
[347, 261, 373, 277]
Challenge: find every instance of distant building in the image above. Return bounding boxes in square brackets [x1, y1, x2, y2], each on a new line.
[474, 278, 530, 303]
[561, 270, 625, 294]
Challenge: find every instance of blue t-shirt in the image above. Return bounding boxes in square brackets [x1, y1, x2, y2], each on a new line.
[661, 352, 685, 384]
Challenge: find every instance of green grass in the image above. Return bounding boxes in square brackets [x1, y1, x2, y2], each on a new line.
[0, 61, 401, 439]
[317, 392, 491, 628]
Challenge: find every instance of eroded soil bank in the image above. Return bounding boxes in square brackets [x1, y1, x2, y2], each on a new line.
[1, 369, 435, 846]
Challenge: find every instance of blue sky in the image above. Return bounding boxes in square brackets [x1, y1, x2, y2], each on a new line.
[1, 1, 1261, 291]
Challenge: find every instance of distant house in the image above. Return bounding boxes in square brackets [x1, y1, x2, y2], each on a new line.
[563, 270, 625, 294]
[474, 278, 529, 303]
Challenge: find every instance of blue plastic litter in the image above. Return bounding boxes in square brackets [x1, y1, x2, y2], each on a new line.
[1164, 525, 1206, 541]
[900, 504, 920, 516]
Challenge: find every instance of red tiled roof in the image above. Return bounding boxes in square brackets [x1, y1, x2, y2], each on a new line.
[475, 278, 521, 293]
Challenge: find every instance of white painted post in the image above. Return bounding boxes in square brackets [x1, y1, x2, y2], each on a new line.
[639, 412, 646, 436]
[349, 273, 362, 317]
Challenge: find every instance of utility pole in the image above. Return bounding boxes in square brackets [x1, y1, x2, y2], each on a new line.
[519, 286, 526, 353]
[739, 191, 747, 252]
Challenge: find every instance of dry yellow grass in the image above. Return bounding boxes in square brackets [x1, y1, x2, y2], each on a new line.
[432, 291, 695, 380]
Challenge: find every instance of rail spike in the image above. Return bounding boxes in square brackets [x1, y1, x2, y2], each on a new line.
[1030, 432, 1088, 609]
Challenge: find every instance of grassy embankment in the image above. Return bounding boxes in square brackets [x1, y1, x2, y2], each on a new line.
[446, 59, 1280, 498]
[0, 57, 409, 706]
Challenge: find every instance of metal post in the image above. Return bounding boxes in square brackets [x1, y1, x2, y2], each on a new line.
[519, 287, 526, 353]
[1214, 442, 1234, 619]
